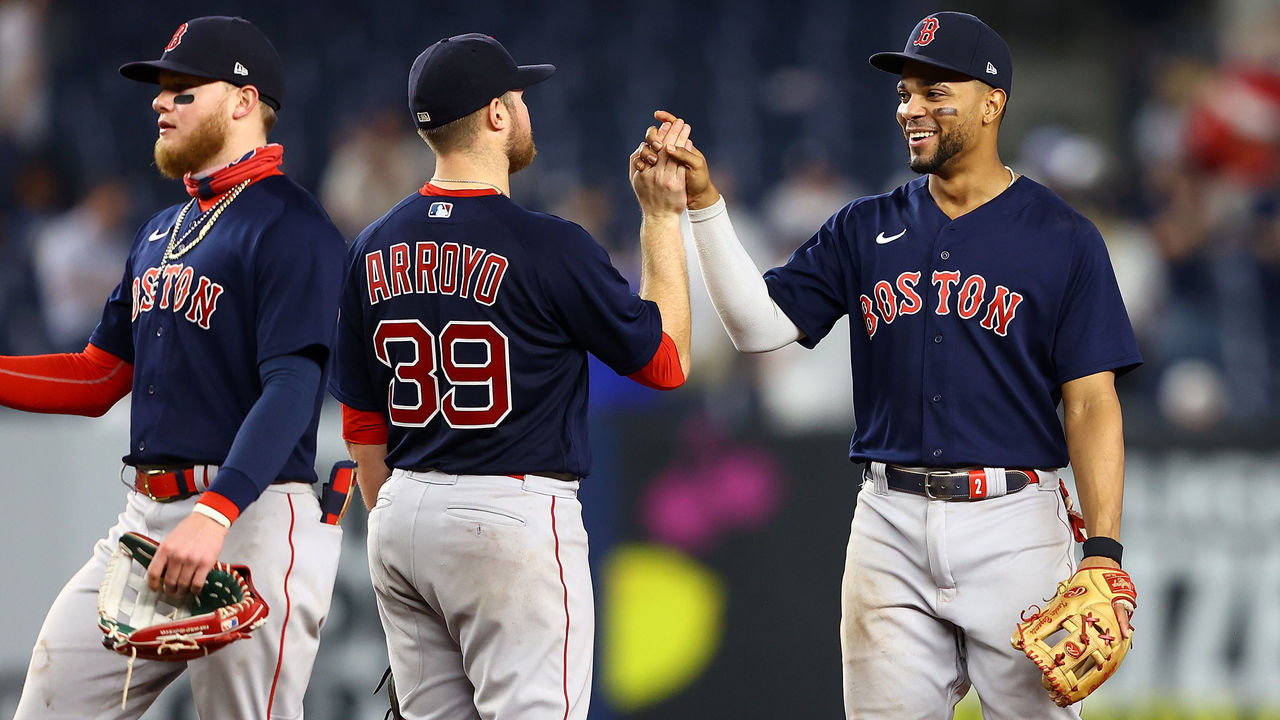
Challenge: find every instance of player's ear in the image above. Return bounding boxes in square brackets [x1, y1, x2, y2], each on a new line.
[230, 84, 261, 122]
[983, 87, 1006, 126]
[486, 97, 507, 132]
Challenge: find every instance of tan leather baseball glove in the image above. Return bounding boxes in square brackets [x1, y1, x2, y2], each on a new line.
[1011, 567, 1136, 706]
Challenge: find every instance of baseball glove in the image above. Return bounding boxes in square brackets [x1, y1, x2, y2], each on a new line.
[98, 531, 269, 662]
[1011, 567, 1136, 706]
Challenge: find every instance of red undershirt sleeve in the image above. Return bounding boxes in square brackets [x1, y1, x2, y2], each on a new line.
[626, 332, 686, 391]
[0, 343, 133, 416]
[342, 402, 389, 444]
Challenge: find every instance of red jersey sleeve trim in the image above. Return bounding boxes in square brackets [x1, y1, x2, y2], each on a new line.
[0, 342, 133, 416]
[419, 182, 502, 197]
[342, 402, 390, 444]
[196, 491, 241, 524]
[627, 332, 686, 391]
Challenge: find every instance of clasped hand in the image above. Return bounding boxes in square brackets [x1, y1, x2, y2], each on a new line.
[630, 114, 691, 216]
[632, 110, 720, 210]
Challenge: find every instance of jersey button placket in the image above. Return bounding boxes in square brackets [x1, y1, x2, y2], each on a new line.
[921, 225, 954, 466]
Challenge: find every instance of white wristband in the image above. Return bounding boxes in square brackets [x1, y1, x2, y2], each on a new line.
[193, 503, 232, 529]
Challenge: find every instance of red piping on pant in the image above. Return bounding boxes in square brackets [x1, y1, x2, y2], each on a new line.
[267, 494, 297, 717]
[552, 496, 571, 720]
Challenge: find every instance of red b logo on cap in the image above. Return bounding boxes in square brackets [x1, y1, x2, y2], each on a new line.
[165, 23, 188, 52]
[913, 17, 940, 46]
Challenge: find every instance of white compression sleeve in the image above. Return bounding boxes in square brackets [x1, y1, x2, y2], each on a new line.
[687, 196, 803, 352]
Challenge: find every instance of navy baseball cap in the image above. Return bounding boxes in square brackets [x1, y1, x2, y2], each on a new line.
[869, 12, 1012, 94]
[409, 33, 555, 130]
[119, 16, 285, 110]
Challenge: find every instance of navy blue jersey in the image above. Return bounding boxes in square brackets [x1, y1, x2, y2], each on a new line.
[89, 175, 346, 482]
[328, 186, 663, 477]
[765, 175, 1142, 469]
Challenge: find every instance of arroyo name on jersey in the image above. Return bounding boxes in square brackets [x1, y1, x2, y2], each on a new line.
[132, 262, 224, 330]
[860, 268, 1024, 338]
[364, 241, 510, 307]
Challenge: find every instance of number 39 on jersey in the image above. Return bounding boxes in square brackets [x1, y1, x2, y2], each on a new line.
[373, 319, 512, 429]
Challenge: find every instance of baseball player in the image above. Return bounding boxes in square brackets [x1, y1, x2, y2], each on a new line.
[636, 11, 1142, 719]
[327, 33, 691, 720]
[0, 16, 346, 719]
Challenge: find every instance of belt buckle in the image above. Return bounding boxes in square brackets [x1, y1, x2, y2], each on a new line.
[138, 468, 169, 501]
[923, 469, 952, 500]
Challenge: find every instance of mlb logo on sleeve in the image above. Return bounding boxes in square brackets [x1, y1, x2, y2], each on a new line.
[428, 202, 454, 218]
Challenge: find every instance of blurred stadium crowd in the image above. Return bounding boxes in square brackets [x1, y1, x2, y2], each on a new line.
[2, 0, 1278, 444]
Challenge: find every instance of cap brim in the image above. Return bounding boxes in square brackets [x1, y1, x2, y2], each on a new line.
[513, 64, 556, 89]
[868, 51, 973, 81]
[120, 59, 282, 110]
[119, 59, 217, 84]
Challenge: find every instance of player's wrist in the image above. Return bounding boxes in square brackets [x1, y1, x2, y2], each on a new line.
[193, 502, 233, 529]
[1081, 535, 1123, 567]
[687, 194, 726, 223]
[641, 208, 685, 226]
[687, 185, 721, 211]
[196, 489, 242, 525]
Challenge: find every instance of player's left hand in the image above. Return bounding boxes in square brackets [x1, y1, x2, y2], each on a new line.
[146, 512, 229, 596]
[1077, 555, 1133, 638]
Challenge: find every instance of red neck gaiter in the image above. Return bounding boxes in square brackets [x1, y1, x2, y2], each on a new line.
[184, 144, 285, 209]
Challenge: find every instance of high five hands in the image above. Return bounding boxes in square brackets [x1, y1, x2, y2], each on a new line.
[630, 114, 690, 215]
[633, 110, 721, 210]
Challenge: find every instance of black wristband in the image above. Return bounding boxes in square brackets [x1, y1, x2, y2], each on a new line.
[1082, 536, 1123, 566]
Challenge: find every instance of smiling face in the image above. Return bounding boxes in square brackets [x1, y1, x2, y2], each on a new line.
[152, 72, 234, 179]
[896, 60, 1000, 176]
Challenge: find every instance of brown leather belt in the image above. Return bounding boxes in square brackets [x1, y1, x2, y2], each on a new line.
[880, 465, 1036, 501]
[131, 465, 218, 502]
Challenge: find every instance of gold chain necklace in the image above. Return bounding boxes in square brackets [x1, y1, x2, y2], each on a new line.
[429, 177, 506, 195]
[164, 179, 251, 261]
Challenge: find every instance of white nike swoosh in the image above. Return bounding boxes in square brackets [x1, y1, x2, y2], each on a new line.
[876, 229, 906, 244]
[147, 226, 170, 242]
